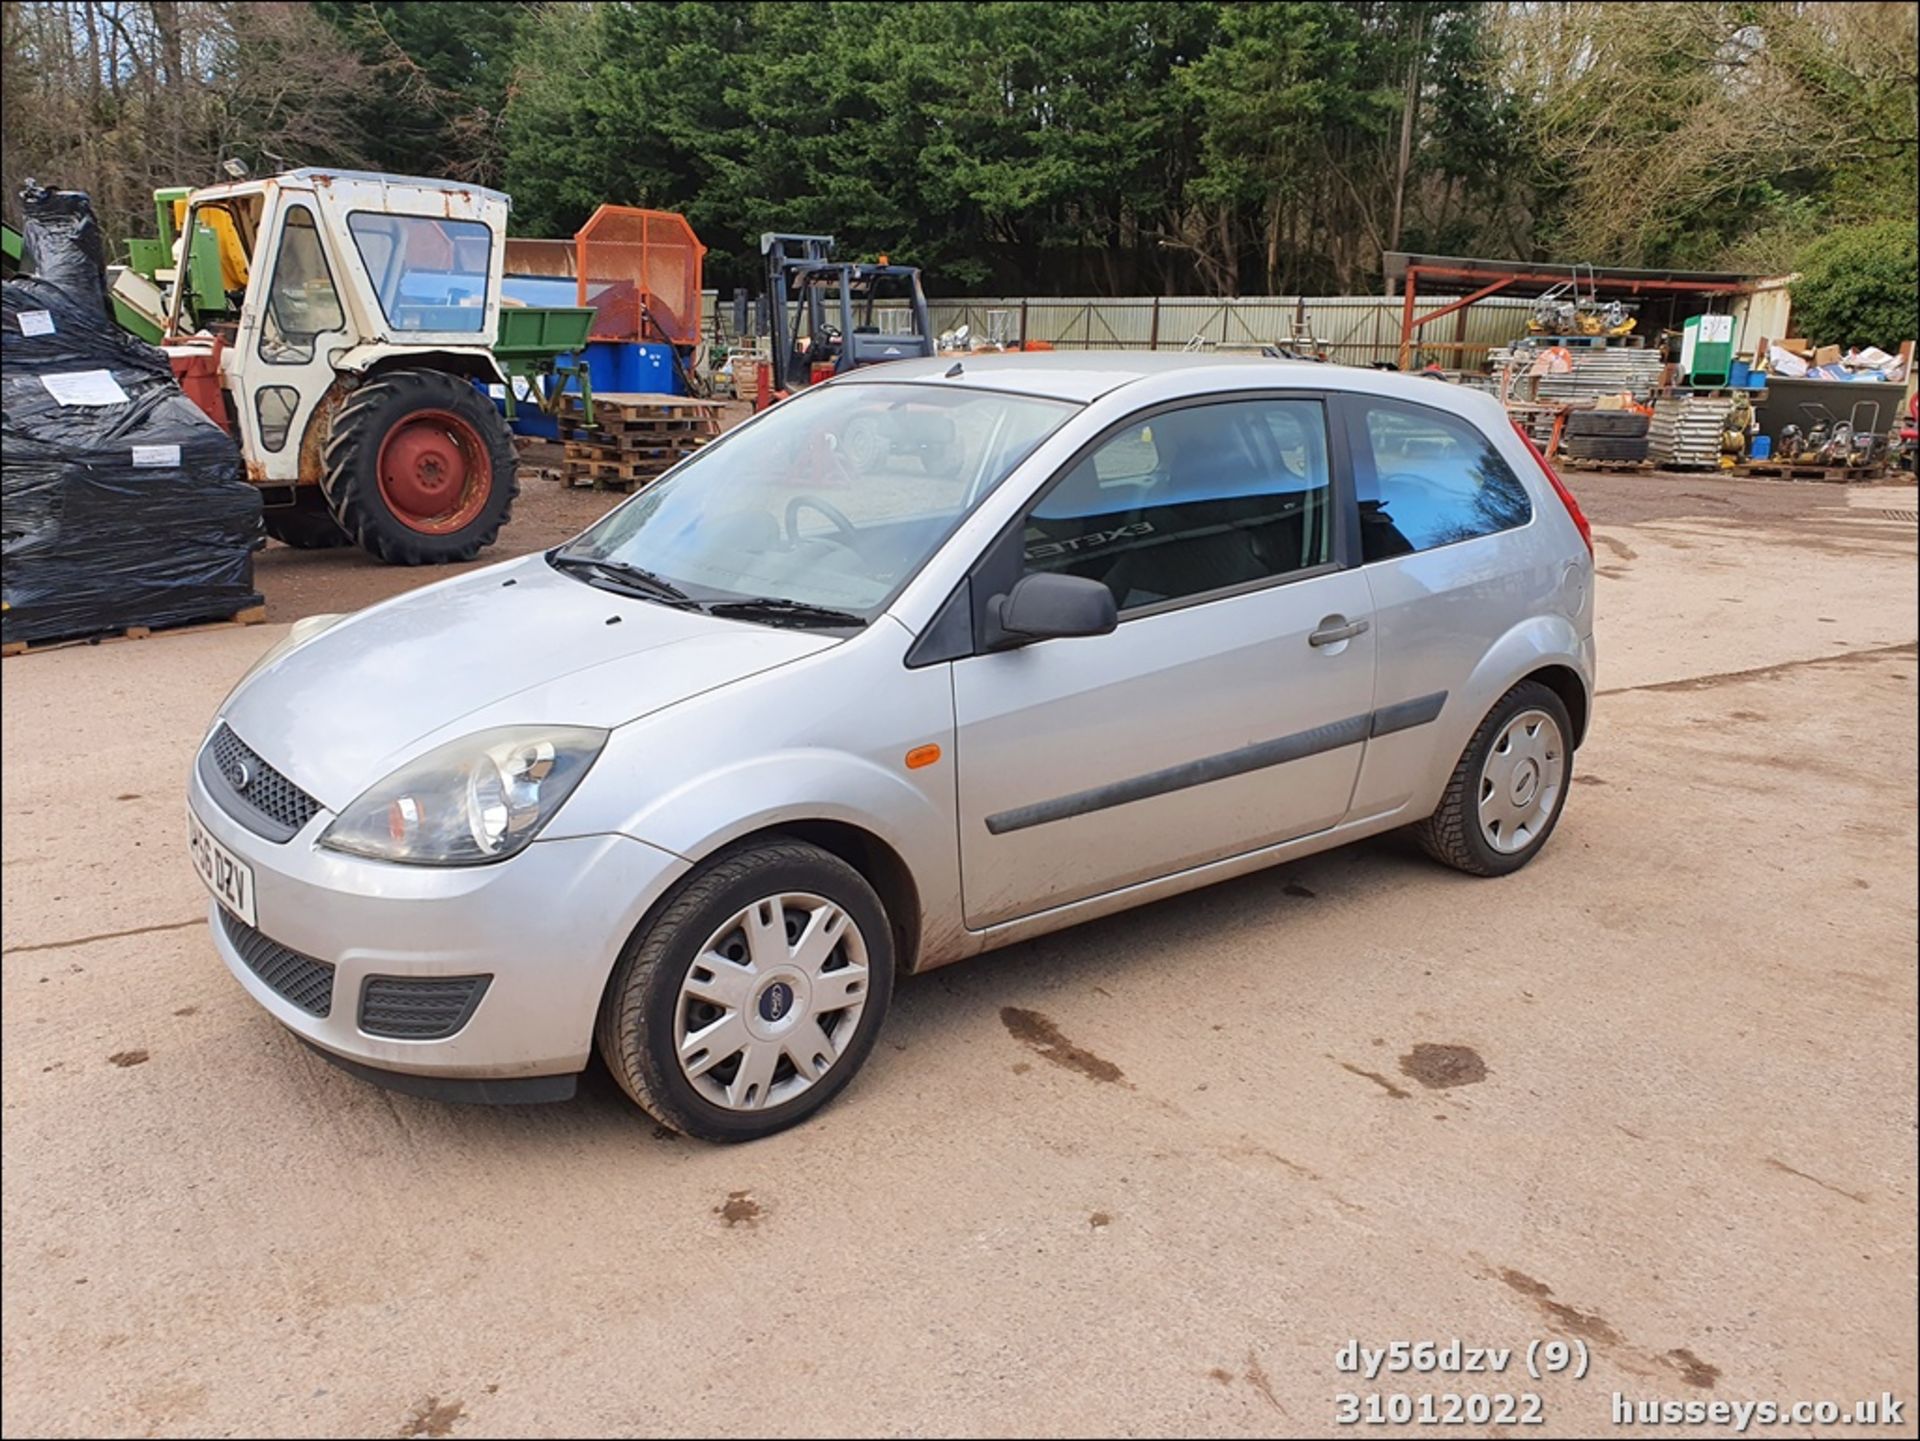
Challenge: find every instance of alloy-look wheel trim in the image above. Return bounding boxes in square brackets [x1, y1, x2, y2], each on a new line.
[1477, 708, 1565, 855]
[674, 892, 871, 1111]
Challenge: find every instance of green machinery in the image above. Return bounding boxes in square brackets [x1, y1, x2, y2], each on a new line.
[492, 304, 598, 425]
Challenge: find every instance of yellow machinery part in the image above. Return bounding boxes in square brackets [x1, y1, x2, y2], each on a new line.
[171, 197, 249, 292]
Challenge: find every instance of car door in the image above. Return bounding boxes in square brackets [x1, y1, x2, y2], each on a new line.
[950, 394, 1377, 929]
[1336, 393, 1543, 818]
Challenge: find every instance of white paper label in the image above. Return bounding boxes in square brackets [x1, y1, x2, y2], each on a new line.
[131, 444, 181, 468]
[1699, 314, 1733, 342]
[40, 370, 130, 407]
[18, 309, 55, 337]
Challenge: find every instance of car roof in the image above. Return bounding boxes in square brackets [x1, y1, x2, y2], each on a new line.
[839, 350, 1489, 408]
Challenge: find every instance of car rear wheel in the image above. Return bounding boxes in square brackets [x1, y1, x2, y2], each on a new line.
[1415, 680, 1572, 877]
[596, 838, 895, 1141]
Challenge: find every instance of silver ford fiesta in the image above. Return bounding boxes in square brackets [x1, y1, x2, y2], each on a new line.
[188, 354, 1595, 1141]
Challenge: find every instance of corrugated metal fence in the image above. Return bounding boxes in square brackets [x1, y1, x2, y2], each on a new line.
[703, 292, 1535, 365]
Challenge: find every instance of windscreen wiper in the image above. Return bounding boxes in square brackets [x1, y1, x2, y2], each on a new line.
[703, 597, 865, 629]
[550, 552, 697, 607]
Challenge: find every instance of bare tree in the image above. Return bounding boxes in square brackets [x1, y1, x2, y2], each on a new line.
[1, 1, 372, 252]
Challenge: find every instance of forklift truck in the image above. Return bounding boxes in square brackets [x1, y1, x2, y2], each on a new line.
[754, 233, 958, 473]
[759, 233, 934, 395]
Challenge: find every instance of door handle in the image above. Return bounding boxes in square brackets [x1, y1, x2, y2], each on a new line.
[1309, 617, 1370, 647]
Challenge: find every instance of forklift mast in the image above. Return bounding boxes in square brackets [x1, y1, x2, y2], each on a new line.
[760, 232, 934, 393]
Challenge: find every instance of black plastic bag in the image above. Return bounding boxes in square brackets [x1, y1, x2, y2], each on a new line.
[2, 185, 261, 649]
[17, 181, 112, 319]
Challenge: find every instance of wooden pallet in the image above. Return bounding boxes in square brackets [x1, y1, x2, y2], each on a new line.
[560, 414, 718, 437]
[3, 604, 267, 658]
[564, 462, 674, 491]
[1737, 462, 1888, 483]
[558, 424, 715, 451]
[560, 449, 678, 491]
[1560, 457, 1652, 473]
[556, 393, 722, 425]
[562, 440, 703, 465]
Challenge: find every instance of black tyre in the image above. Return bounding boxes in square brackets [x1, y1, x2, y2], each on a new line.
[1415, 680, 1574, 877]
[321, 368, 518, 565]
[596, 838, 895, 1142]
[261, 490, 353, 549]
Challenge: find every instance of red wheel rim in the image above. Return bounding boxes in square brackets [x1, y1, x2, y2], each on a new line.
[375, 409, 491, 535]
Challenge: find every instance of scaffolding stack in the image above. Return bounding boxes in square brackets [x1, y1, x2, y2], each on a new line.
[1648, 393, 1740, 469]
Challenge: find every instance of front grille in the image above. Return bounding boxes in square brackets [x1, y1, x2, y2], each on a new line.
[203, 724, 321, 841]
[359, 975, 491, 1039]
[220, 909, 334, 1017]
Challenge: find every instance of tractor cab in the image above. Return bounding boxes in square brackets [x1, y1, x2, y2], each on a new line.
[160, 169, 519, 563]
[761, 233, 933, 396]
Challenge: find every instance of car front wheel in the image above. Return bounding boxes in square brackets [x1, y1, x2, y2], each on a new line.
[1416, 680, 1573, 877]
[596, 838, 895, 1141]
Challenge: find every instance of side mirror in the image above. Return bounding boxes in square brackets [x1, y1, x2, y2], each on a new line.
[987, 572, 1118, 648]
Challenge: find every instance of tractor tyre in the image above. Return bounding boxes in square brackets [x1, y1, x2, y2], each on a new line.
[261, 490, 354, 549]
[321, 369, 518, 566]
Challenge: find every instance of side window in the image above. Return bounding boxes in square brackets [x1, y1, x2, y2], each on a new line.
[1022, 398, 1333, 612]
[1350, 400, 1531, 560]
[259, 205, 344, 365]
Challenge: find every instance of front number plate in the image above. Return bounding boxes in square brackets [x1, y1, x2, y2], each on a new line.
[189, 806, 257, 929]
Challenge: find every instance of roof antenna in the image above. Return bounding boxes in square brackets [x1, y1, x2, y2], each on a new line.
[945, 360, 964, 378]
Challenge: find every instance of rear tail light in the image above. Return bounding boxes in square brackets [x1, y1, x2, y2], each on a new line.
[1513, 422, 1592, 556]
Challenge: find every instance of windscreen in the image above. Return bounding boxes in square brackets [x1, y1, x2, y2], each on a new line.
[347, 212, 492, 333]
[556, 383, 1078, 619]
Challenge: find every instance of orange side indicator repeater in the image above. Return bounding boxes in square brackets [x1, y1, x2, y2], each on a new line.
[904, 744, 942, 770]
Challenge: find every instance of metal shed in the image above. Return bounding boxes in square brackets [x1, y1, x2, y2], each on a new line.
[1383, 252, 1759, 370]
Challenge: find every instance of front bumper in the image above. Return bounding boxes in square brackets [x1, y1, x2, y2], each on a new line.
[190, 758, 688, 1083]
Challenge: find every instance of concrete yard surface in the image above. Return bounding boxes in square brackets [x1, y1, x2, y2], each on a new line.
[2, 470, 1915, 1437]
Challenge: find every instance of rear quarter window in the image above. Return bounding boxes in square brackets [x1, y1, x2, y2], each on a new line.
[1348, 399, 1532, 561]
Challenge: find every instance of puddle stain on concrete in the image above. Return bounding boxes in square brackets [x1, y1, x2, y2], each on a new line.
[715, 1191, 762, 1227]
[399, 1397, 465, 1438]
[1399, 1043, 1487, 1090]
[1663, 1348, 1722, 1389]
[1499, 1268, 1624, 1346]
[1000, 1007, 1127, 1086]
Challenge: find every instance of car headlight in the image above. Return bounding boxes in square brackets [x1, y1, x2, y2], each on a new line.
[318, 726, 608, 866]
[229, 612, 347, 696]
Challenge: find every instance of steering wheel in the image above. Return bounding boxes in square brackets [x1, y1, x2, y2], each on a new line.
[786, 494, 860, 547]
